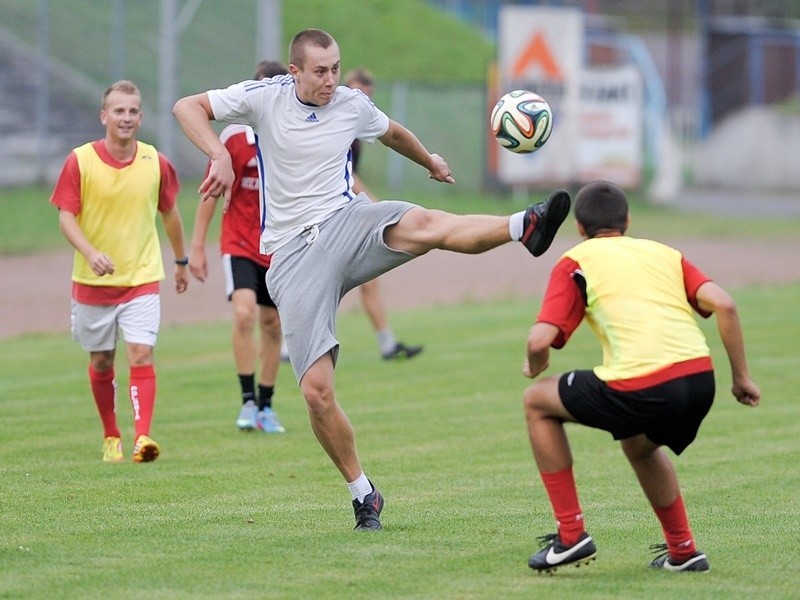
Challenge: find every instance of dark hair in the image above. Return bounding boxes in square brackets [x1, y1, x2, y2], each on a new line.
[345, 67, 374, 88]
[289, 28, 336, 68]
[573, 180, 629, 237]
[254, 60, 288, 79]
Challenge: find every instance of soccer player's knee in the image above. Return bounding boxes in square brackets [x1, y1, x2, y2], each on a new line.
[233, 305, 256, 329]
[128, 345, 154, 366]
[524, 381, 561, 417]
[303, 390, 336, 417]
[301, 377, 335, 414]
[406, 207, 446, 238]
[523, 385, 542, 413]
[260, 307, 280, 330]
[91, 352, 115, 372]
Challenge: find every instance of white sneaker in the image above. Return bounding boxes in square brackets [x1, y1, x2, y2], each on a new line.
[236, 400, 258, 430]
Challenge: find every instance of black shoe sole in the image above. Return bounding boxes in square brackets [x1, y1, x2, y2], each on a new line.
[527, 189, 571, 257]
[530, 554, 596, 575]
[650, 552, 710, 572]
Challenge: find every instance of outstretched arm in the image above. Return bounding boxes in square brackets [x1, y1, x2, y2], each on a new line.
[378, 119, 455, 184]
[172, 93, 234, 203]
[696, 281, 760, 406]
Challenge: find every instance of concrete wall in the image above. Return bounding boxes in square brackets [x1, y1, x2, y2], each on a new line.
[692, 106, 800, 192]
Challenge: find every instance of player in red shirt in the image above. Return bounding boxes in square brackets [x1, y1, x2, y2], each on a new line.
[522, 181, 760, 573]
[188, 61, 287, 434]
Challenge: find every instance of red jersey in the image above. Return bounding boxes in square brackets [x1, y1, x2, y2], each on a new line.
[214, 125, 271, 267]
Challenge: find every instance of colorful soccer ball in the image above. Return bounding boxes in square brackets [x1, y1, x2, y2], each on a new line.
[490, 90, 553, 154]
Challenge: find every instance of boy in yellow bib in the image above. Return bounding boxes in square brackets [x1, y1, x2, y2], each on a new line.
[523, 181, 760, 573]
[51, 80, 189, 463]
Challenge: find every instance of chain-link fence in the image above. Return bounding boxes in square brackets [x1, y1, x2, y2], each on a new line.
[361, 82, 490, 196]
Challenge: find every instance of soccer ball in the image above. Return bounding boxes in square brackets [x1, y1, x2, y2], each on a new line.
[490, 90, 553, 154]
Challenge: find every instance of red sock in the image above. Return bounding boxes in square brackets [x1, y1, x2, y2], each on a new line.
[540, 467, 585, 546]
[129, 364, 156, 438]
[653, 494, 697, 560]
[89, 365, 120, 438]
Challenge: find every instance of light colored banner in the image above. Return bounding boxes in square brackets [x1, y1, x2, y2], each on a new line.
[575, 66, 643, 188]
[496, 6, 584, 185]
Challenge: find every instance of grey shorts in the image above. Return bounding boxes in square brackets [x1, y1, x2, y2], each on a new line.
[267, 194, 416, 381]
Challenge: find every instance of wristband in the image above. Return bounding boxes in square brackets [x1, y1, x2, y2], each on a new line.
[175, 256, 189, 266]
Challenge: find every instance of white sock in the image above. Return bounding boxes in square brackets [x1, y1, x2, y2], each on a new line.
[377, 328, 397, 355]
[509, 211, 526, 241]
[347, 472, 373, 503]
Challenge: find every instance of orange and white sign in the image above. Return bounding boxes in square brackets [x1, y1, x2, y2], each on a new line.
[495, 6, 584, 185]
[492, 6, 644, 189]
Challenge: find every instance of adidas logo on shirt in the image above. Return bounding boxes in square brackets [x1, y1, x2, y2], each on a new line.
[305, 112, 319, 123]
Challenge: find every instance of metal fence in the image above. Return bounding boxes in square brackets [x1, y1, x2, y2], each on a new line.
[363, 83, 489, 196]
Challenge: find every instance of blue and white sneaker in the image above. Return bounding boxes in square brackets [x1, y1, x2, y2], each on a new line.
[256, 407, 285, 433]
[236, 400, 258, 431]
[528, 532, 597, 573]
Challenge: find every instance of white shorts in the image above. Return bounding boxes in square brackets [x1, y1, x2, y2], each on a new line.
[70, 294, 161, 352]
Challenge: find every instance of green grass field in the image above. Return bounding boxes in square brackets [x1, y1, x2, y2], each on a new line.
[3, 183, 799, 256]
[1, 283, 799, 599]
[3, 1, 799, 593]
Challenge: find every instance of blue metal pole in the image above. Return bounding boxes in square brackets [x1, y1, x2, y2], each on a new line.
[748, 35, 764, 105]
[796, 33, 800, 101]
[696, 0, 711, 137]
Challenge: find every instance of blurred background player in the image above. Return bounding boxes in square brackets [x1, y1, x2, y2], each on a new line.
[50, 79, 189, 463]
[344, 67, 423, 361]
[522, 180, 760, 572]
[188, 60, 287, 434]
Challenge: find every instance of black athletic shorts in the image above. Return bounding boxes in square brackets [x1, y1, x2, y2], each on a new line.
[558, 369, 715, 455]
[223, 255, 276, 308]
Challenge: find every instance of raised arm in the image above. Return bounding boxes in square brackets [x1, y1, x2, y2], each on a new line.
[378, 119, 455, 184]
[695, 281, 760, 406]
[172, 92, 234, 203]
